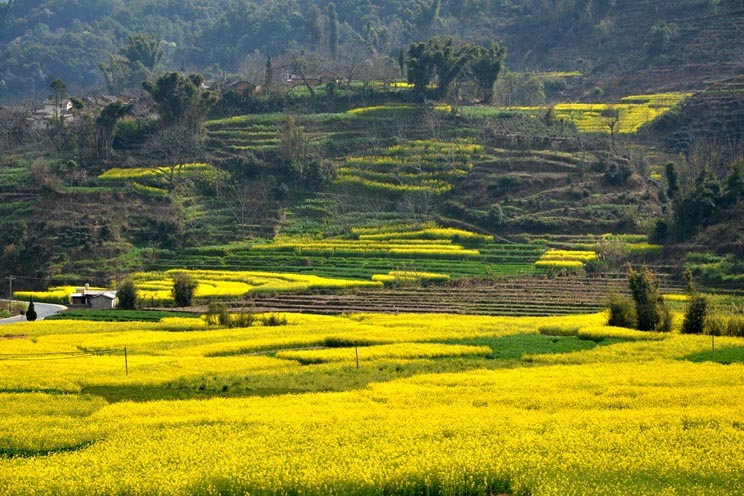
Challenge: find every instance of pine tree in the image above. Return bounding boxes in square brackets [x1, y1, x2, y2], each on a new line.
[26, 299, 37, 321]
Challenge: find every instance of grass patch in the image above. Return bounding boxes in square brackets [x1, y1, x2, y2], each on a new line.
[442, 334, 600, 360]
[46, 310, 201, 322]
[682, 346, 744, 365]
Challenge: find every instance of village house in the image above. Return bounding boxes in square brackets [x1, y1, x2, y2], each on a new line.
[69, 284, 118, 310]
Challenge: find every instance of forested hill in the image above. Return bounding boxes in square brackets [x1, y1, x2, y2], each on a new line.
[1, 0, 742, 103]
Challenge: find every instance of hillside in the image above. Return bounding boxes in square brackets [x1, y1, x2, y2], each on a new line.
[0, 2, 742, 303]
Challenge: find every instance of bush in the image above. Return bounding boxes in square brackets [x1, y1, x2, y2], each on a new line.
[607, 295, 636, 328]
[628, 265, 665, 331]
[233, 312, 255, 327]
[171, 272, 198, 307]
[117, 278, 138, 310]
[260, 314, 287, 326]
[681, 294, 708, 334]
[25, 299, 37, 321]
[206, 302, 230, 326]
[706, 313, 744, 337]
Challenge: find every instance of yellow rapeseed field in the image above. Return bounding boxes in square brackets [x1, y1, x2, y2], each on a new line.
[1, 311, 742, 495]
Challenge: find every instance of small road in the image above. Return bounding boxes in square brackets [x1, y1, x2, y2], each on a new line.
[0, 300, 67, 325]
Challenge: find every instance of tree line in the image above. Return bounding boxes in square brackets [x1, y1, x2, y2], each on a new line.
[0, 0, 600, 104]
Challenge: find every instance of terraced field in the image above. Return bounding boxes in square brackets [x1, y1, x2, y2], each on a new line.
[236, 274, 685, 316]
[147, 225, 546, 281]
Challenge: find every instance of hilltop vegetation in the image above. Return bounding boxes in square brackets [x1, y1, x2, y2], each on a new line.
[1, 0, 743, 103]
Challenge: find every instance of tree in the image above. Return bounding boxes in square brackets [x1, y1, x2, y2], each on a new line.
[664, 162, 679, 199]
[171, 272, 198, 307]
[432, 38, 475, 100]
[607, 294, 636, 328]
[681, 270, 708, 334]
[306, 4, 325, 53]
[334, 39, 373, 97]
[603, 105, 621, 153]
[95, 101, 133, 160]
[100, 54, 144, 95]
[205, 302, 230, 326]
[405, 0, 442, 41]
[398, 48, 406, 79]
[406, 40, 437, 100]
[142, 72, 219, 133]
[264, 56, 274, 90]
[647, 21, 678, 57]
[406, 37, 473, 101]
[279, 115, 310, 181]
[50, 78, 68, 127]
[120, 34, 163, 73]
[26, 299, 37, 321]
[288, 50, 322, 101]
[627, 265, 665, 331]
[671, 169, 721, 240]
[327, 3, 339, 59]
[469, 42, 506, 104]
[117, 278, 138, 310]
[99, 34, 164, 95]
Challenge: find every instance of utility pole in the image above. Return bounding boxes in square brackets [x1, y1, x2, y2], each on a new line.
[7, 276, 15, 315]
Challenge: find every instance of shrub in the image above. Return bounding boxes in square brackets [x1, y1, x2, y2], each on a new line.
[628, 265, 664, 331]
[205, 302, 230, 326]
[260, 314, 287, 326]
[681, 294, 708, 334]
[233, 312, 255, 328]
[538, 325, 579, 337]
[117, 278, 138, 310]
[26, 299, 37, 321]
[171, 272, 198, 307]
[607, 295, 636, 328]
[706, 313, 744, 337]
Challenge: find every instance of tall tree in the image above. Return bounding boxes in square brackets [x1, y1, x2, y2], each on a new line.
[627, 265, 663, 331]
[306, 4, 325, 52]
[406, 40, 437, 100]
[121, 34, 164, 73]
[431, 37, 474, 100]
[327, 3, 339, 59]
[100, 34, 164, 95]
[264, 56, 274, 90]
[405, 0, 442, 41]
[95, 101, 133, 160]
[50, 78, 68, 125]
[469, 42, 506, 104]
[142, 72, 219, 133]
[407, 37, 475, 101]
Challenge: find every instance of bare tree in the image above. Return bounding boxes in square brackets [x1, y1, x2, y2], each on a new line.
[604, 105, 621, 154]
[142, 124, 204, 190]
[398, 189, 436, 222]
[0, 106, 28, 152]
[333, 40, 374, 96]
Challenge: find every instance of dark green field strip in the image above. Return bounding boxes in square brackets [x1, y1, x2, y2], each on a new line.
[47, 310, 201, 322]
